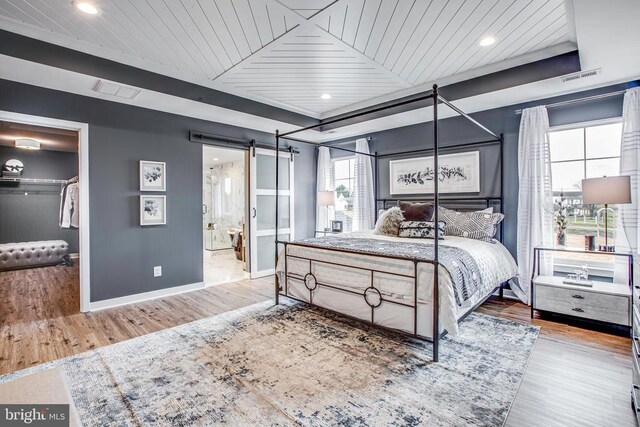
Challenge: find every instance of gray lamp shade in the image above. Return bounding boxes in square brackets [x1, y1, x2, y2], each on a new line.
[317, 190, 336, 206]
[581, 176, 632, 205]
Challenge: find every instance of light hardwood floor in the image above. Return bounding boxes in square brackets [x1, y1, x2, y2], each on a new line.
[0, 265, 634, 426]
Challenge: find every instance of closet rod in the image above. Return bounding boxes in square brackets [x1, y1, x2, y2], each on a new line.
[514, 90, 625, 114]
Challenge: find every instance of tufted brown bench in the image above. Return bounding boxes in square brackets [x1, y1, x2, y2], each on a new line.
[0, 240, 69, 271]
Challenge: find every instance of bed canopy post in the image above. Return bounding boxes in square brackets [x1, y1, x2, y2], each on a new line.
[275, 129, 280, 305]
[499, 133, 505, 243]
[374, 151, 379, 220]
[432, 84, 440, 363]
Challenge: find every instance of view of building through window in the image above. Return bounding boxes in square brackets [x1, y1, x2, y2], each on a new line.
[549, 121, 622, 249]
[333, 157, 355, 232]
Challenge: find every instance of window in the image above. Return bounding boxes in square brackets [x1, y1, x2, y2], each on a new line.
[333, 157, 355, 231]
[549, 121, 622, 251]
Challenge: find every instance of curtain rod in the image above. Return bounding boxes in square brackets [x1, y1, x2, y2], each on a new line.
[323, 136, 372, 147]
[515, 90, 626, 115]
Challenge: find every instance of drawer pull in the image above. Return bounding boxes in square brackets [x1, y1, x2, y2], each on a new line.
[571, 294, 584, 299]
[572, 308, 584, 313]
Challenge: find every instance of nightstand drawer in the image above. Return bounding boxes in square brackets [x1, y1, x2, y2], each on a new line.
[535, 284, 629, 325]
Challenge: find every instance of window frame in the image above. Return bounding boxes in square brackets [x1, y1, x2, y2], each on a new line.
[548, 117, 623, 279]
[331, 156, 355, 231]
[332, 156, 356, 197]
[549, 117, 623, 187]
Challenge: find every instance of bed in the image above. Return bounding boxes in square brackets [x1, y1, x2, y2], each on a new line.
[277, 232, 517, 339]
[272, 85, 510, 361]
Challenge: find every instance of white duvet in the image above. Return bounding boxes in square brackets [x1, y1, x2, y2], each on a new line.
[276, 232, 518, 336]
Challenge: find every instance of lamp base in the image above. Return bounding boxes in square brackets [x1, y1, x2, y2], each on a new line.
[597, 244, 615, 253]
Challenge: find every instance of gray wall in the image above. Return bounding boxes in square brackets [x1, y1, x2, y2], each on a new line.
[0, 78, 316, 302]
[327, 82, 634, 257]
[0, 145, 79, 252]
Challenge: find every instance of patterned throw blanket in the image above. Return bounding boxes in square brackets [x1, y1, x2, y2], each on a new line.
[291, 236, 482, 306]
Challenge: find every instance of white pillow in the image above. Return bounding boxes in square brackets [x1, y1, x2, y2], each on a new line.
[373, 207, 404, 236]
[477, 207, 494, 214]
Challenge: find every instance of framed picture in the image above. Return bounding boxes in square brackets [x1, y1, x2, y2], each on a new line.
[139, 160, 166, 192]
[140, 195, 166, 226]
[331, 220, 343, 232]
[389, 151, 480, 195]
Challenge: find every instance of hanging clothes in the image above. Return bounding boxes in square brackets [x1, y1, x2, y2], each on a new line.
[60, 176, 79, 229]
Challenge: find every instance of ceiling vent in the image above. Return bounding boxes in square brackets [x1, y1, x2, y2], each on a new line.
[561, 68, 602, 84]
[93, 80, 142, 100]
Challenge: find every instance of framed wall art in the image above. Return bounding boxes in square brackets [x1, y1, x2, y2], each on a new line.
[389, 151, 480, 195]
[140, 195, 166, 226]
[139, 160, 166, 192]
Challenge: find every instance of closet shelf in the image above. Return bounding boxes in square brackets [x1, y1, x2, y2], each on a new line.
[0, 177, 68, 185]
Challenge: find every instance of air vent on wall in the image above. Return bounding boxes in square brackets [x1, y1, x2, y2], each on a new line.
[561, 68, 602, 83]
[93, 80, 142, 100]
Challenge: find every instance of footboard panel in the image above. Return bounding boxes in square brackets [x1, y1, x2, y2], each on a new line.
[281, 242, 439, 342]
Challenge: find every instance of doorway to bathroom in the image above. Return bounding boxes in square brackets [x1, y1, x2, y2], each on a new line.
[202, 145, 249, 286]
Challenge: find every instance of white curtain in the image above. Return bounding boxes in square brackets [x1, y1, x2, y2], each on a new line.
[515, 106, 554, 304]
[316, 146, 334, 231]
[352, 138, 375, 231]
[614, 87, 640, 282]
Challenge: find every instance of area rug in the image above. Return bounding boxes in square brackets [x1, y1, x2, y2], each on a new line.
[0, 300, 539, 426]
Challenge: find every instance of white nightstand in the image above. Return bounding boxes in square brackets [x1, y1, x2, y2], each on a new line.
[532, 275, 631, 326]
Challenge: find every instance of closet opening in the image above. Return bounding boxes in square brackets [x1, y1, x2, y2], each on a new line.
[202, 145, 250, 286]
[0, 118, 83, 319]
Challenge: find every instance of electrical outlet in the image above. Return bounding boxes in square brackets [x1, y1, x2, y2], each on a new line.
[154, 266, 162, 277]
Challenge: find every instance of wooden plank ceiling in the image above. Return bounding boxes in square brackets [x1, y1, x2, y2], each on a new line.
[0, 0, 574, 117]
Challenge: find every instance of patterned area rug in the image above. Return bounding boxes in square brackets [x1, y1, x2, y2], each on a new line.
[0, 300, 539, 426]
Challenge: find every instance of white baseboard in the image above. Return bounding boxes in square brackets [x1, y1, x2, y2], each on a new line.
[89, 281, 205, 311]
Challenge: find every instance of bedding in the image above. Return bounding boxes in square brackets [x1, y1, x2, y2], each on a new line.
[373, 206, 404, 236]
[397, 220, 445, 240]
[398, 201, 434, 221]
[276, 232, 517, 336]
[438, 206, 504, 242]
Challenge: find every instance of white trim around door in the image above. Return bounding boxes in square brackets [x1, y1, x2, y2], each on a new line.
[0, 110, 91, 312]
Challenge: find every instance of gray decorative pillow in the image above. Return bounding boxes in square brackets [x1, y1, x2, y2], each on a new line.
[373, 207, 404, 236]
[438, 206, 504, 242]
[398, 221, 445, 239]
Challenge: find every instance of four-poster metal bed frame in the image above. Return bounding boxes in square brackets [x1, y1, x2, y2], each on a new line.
[273, 85, 504, 362]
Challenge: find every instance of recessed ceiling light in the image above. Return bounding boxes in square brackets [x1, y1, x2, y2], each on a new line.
[213, 158, 219, 161]
[479, 36, 496, 47]
[76, 2, 99, 15]
[320, 93, 332, 100]
[15, 138, 41, 150]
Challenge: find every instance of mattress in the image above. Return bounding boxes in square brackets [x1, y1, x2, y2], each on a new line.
[277, 232, 517, 336]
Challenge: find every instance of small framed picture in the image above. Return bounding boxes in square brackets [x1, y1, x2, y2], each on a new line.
[140, 195, 166, 226]
[331, 220, 343, 232]
[140, 160, 166, 192]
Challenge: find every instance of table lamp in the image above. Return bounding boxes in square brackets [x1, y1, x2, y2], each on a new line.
[317, 190, 335, 231]
[581, 175, 631, 252]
